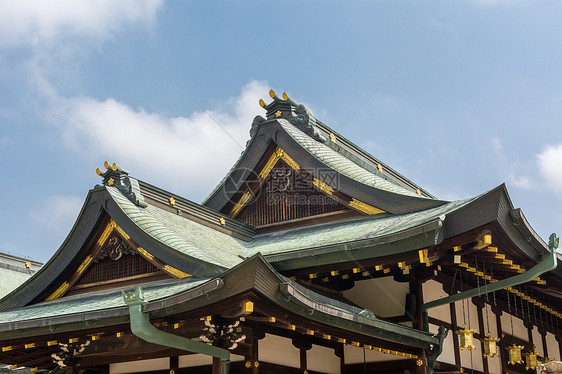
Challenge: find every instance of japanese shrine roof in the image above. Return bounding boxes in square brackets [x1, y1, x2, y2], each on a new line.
[0, 277, 209, 326]
[110, 180, 481, 269]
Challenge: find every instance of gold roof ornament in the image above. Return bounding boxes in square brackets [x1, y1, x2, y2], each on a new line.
[507, 344, 524, 365]
[329, 133, 336, 142]
[168, 197, 176, 206]
[457, 327, 477, 350]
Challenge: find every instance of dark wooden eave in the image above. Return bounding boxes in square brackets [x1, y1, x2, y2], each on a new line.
[0, 254, 441, 353]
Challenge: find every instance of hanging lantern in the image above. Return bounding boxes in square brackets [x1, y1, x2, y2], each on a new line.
[507, 344, 524, 365]
[481, 335, 500, 358]
[457, 327, 477, 350]
[524, 349, 538, 370]
[539, 356, 555, 364]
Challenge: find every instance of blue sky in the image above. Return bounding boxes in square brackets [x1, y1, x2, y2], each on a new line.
[1, 1, 561, 262]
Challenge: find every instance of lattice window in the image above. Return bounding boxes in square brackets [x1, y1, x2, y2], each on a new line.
[75, 234, 160, 286]
[237, 160, 348, 227]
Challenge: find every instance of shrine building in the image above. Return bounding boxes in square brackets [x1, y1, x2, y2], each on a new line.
[0, 90, 560, 374]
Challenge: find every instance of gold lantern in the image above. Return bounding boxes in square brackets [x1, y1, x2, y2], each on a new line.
[457, 327, 477, 350]
[507, 344, 524, 365]
[524, 349, 538, 370]
[482, 335, 500, 358]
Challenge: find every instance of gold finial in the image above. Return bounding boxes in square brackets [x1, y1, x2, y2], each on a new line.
[259, 99, 265, 108]
[416, 188, 421, 195]
[275, 110, 282, 118]
[112, 163, 117, 171]
[104, 161, 110, 169]
[377, 163, 383, 172]
[108, 178, 115, 186]
[169, 197, 176, 206]
[329, 133, 336, 142]
[219, 217, 226, 226]
[25, 261, 31, 269]
[96, 168, 101, 176]
[282, 92, 288, 100]
[269, 89, 276, 98]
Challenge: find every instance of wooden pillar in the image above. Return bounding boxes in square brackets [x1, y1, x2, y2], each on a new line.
[300, 348, 307, 371]
[416, 349, 427, 374]
[243, 335, 259, 374]
[409, 278, 424, 329]
[494, 308, 508, 374]
[540, 328, 549, 358]
[476, 302, 489, 374]
[212, 356, 222, 374]
[449, 301, 461, 367]
[335, 343, 345, 374]
[170, 356, 179, 373]
[293, 338, 312, 373]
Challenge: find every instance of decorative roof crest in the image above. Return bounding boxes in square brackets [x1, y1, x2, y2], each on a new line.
[96, 161, 148, 208]
[251, 89, 327, 143]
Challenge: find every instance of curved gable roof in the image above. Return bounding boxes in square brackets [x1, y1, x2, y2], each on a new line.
[204, 118, 448, 215]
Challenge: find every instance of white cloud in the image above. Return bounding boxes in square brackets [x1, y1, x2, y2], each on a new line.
[537, 144, 562, 194]
[506, 173, 533, 190]
[30, 195, 84, 234]
[48, 80, 271, 197]
[0, 0, 163, 47]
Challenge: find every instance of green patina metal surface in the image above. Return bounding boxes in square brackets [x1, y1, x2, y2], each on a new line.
[108, 186, 246, 269]
[0, 277, 208, 324]
[247, 195, 478, 257]
[279, 120, 426, 198]
[123, 287, 230, 372]
[109, 181, 485, 270]
[0, 267, 34, 300]
[110, 183, 485, 269]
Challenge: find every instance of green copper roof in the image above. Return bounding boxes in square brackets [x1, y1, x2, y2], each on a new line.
[0, 268, 34, 300]
[0, 277, 207, 325]
[108, 186, 245, 269]
[203, 118, 433, 207]
[112, 183, 479, 268]
[247, 195, 477, 256]
[279, 120, 428, 199]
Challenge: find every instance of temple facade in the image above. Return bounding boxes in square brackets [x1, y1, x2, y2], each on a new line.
[0, 90, 560, 374]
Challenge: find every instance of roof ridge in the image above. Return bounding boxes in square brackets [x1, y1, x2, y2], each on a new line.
[138, 180, 255, 241]
[313, 119, 436, 198]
